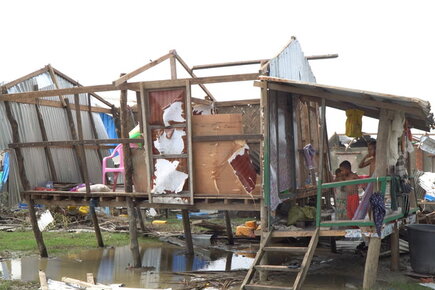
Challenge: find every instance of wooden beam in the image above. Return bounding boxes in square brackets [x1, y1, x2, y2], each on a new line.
[113, 52, 172, 86]
[51, 67, 114, 108]
[173, 52, 216, 102]
[193, 134, 263, 142]
[306, 54, 339, 60]
[0, 84, 119, 102]
[47, 64, 67, 106]
[216, 99, 260, 107]
[191, 97, 213, 106]
[192, 59, 269, 70]
[8, 138, 144, 148]
[170, 52, 177, 80]
[0, 73, 259, 101]
[125, 73, 260, 91]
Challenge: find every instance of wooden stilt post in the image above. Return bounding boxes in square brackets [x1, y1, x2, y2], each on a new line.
[259, 82, 269, 283]
[127, 197, 141, 267]
[120, 77, 141, 267]
[224, 211, 234, 245]
[74, 94, 104, 248]
[28, 198, 48, 257]
[363, 108, 391, 289]
[225, 251, 233, 271]
[136, 205, 147, 233]
[181, 209, 194, 255]
[2, 91, 49, 258]
[390, 221, 400, 271]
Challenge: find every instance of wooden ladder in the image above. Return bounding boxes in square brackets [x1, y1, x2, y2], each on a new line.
[241, 228, 320, 290]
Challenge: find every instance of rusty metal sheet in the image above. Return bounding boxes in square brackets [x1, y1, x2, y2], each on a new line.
[148, 89, 185, 125]
[228, 145, 257, 193]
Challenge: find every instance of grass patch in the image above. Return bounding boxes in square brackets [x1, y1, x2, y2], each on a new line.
[0, 231, 160, 257]
[0, 279, 39, 290]
[376, 281, 429, 290]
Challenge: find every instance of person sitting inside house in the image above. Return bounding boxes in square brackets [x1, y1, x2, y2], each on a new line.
[339, 160, 360, 219]
[358, 140, 376, 176]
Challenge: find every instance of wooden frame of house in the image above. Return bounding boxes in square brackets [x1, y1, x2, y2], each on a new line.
[1, 39, 433, 289]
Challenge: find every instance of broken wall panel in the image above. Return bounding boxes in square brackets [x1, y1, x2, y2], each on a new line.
[268, 90, 297, 210]
[192, 114, 261, 196]
[228, 145, 257, 193]
[148, 89, 185, 125]
[152, 128, 187, 155]
[217, 104, 261, 172]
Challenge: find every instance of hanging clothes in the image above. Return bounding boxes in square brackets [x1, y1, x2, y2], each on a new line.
[303, 144, 316, 170]
[388, 111, 405, 166]
[369, 192, 386, 237]
[345, 109, 364, 137]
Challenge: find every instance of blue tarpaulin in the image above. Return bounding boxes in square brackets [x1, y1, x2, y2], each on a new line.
[0, 152, 10, 191]
[99, 113, 118, 153]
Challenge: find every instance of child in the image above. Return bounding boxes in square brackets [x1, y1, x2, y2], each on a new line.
[339, 161, 360, 219]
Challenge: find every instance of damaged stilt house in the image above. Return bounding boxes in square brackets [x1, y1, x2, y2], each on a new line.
[0, 37, 434, 290]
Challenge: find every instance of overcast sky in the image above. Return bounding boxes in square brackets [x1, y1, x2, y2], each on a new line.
[1, 0, 434, 135]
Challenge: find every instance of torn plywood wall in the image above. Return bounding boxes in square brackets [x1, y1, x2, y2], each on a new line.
[132, 113, 260, 196]
[192, 114, 261, 196]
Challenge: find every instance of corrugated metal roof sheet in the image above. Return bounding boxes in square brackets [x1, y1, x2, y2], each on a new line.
[1, 69, 110, 206]
[269, 38, 316, 83]
[260, 76, 434, 131]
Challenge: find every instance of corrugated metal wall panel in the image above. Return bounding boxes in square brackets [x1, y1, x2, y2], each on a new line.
[269, 39, 316, 83]
[2, 70, 112, 206]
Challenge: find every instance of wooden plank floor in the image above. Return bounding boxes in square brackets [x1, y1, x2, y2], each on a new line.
[22, 189, 262, 211]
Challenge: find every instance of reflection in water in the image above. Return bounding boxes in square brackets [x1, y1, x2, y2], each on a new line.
[0, 243, 253, 288]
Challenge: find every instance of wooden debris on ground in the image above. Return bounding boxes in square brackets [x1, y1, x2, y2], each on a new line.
[39, 271, 172, 290]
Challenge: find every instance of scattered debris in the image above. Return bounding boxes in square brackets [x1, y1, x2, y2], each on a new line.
[39, 271, 172, 290]
[37, 210, 54, 231]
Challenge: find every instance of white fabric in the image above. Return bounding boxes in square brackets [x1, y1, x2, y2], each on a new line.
[387, 111, 405, 166]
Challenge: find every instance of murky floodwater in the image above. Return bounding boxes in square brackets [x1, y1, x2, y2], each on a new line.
[0, 242, 254, 288]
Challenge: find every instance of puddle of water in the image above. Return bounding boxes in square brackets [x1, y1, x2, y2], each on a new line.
[0, 243, 253, 288]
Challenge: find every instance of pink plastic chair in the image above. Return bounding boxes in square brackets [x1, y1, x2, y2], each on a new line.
[102, 144, 125, 192]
